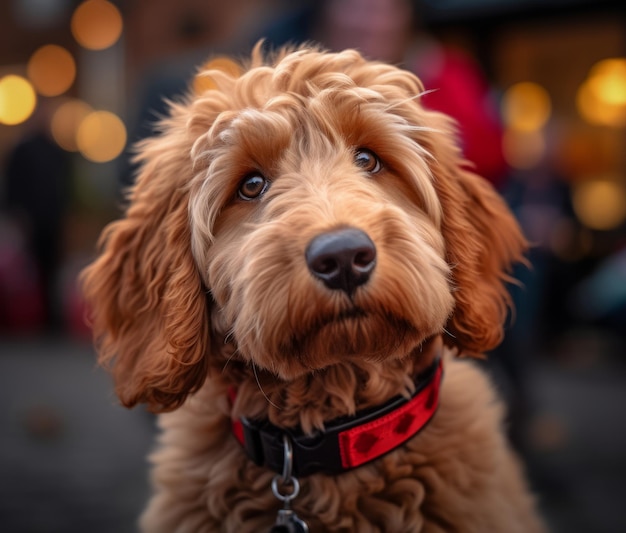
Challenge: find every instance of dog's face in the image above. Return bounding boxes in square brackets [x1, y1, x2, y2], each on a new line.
[81, 46, 526, 412]
[190, 65, 454, 380]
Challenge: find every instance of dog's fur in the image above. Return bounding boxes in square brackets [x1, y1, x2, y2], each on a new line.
[81, 44, 546, 532]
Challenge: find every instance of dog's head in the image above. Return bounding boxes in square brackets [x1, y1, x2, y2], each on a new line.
[81, 45, 526, 412]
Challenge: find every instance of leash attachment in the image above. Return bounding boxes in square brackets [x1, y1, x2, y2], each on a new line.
[269, 435, 309, 533]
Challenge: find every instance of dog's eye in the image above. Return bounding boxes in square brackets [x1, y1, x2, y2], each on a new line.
[238, 173, 269, 201]
[354, 149, 382, 174]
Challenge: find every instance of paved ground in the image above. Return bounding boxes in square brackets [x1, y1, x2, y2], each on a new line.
[0, 337, 154, 533]
[1, 332, 625, 532]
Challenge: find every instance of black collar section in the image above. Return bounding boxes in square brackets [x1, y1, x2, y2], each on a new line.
[231, 357, 443, 477]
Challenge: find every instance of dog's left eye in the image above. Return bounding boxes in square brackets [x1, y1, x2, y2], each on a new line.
[354, 148, 382, 174]
[238, 173, 269, 201]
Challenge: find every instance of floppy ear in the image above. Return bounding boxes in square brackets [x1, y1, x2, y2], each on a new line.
[426, 114, 527, 356]
[80, 116, 209, 413]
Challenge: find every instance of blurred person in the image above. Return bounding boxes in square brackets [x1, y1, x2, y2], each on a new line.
[498, 128, 584, 452]
[259, 0, 508, 186]
[505, 171, 580, 346]
[3, 103, 71, 333]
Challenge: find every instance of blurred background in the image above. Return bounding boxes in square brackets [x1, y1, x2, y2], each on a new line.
[1, 0, 625, 532]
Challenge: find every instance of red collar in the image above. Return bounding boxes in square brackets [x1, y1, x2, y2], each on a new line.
[231, 357, 443, 477]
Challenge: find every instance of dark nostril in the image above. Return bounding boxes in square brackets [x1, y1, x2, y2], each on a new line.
[354, 248, 376, 270]
[314, 257, 339, 275]
[305, 228, 377, 295]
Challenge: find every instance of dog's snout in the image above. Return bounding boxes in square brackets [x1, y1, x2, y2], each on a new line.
[305, 228, 376, 295]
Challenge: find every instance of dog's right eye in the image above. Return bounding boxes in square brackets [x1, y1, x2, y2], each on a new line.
[354, 148, 382, 174]
[238, 173, 269, 201]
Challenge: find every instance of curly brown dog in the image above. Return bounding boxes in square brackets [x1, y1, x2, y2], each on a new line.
[81, 44, 546, 532]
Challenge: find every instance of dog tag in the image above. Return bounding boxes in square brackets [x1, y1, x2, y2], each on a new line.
[270, 508, 309, 533]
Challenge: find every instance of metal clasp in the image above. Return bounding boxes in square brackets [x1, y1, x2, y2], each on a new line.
[268, 434, 309, 532]
[271, 434, 300, 504]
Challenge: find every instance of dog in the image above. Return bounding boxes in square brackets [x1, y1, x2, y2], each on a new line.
[81, 44, 546, 532]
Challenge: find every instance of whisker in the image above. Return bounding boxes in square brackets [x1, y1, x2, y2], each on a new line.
[221, 349, 238, 373]
[253, 362, 281, 410]
[220, 330, 238, 373]
[224, 329, 235, 344]
[383, 88, 440, 112]
[443, 327, 456, 339]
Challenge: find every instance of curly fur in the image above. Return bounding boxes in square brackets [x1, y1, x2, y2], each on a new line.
[81, 44, 545, 532]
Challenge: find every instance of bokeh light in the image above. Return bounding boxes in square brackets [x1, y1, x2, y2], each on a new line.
[0, 75, 37, 125]
[572, 179, 626, 231]
[51, 99, 93, 151]
[589, 58, 626, 106]
[576, 57, 626, 127]
[76, 110, 127, 162]
[71, 0, 123, 51]
[502, 129, 547, 169]
[502, 82, 552, 132]
[27, 44, 76, 97]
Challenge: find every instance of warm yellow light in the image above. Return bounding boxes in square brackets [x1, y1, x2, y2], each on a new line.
[71, 0, 123, 50]
[0, 75, 37, 125]
[27, 44, 76, 97]
[589, 58, 626, 106]
[577, 79, 626, 127]
[51, 99, 93, 151]
[502, 129, 546, 169]
[577, 57, 626, 127]
[502, 82, 551, 132]
[77, 110, 127, 162]
[572, 179, 626, 230]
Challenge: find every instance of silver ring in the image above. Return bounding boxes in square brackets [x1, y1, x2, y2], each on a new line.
[271, 475, 300, 503]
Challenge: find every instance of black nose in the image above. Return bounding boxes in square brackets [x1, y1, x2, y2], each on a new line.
[305, 228, 377, 295]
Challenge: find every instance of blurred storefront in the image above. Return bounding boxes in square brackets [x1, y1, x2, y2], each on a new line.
[424, 0, 626, 352]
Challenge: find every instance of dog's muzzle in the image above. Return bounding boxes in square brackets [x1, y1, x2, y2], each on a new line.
[305, 227, 376, 296]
